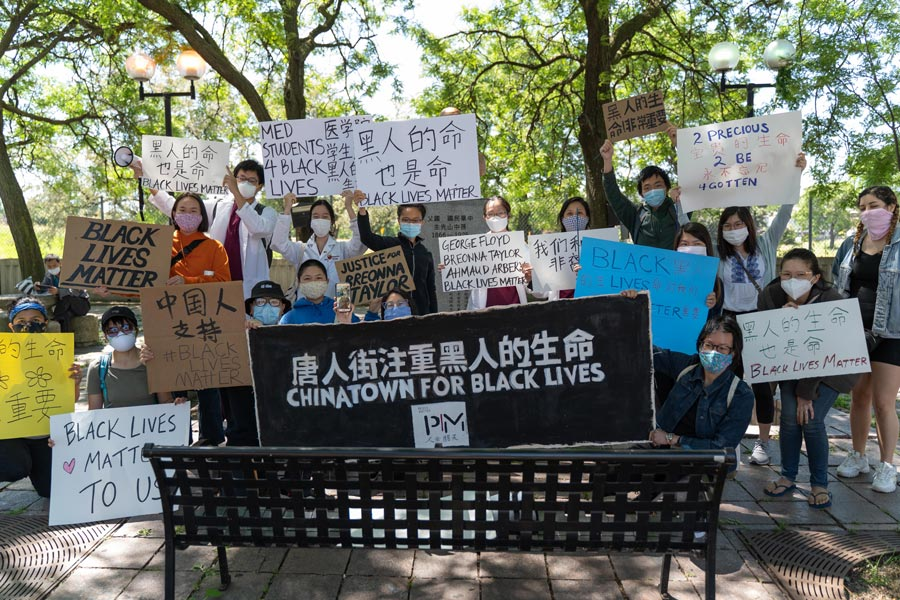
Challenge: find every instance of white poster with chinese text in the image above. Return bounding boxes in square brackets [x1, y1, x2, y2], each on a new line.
[141, 136, 231, 195]
[530, 228, 619, 292]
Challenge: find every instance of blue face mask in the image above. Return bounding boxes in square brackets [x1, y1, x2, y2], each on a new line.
[562, 215, 589, 232]
[384, 305, 412, 320]
[399, 223, 422, 239]
[698, 350, 733, 374]
[252, 304, 281, 326]
[642, 188, 666, 207]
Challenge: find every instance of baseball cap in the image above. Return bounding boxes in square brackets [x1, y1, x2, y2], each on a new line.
[101, 306, 138, 330]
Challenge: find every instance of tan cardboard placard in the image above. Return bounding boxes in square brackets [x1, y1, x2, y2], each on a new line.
[140, 281, 250, 393]
[601, 91, 668, 142]
[59, 216, 174, 293]
[335, 246, 416, 306]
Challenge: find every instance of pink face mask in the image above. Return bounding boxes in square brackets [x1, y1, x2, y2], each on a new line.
[175, 213, 203, 233]
[860, 207, 894, 240]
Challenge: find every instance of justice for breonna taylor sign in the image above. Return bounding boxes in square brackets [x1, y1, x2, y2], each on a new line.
[249, 294, 654, 448]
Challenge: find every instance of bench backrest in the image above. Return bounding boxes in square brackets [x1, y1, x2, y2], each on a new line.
[143, 445, 733, 554]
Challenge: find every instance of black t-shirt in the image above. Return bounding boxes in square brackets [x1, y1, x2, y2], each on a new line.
[850, 250, 881, 329]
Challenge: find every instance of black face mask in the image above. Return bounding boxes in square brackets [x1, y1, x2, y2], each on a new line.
[11, 320, 47, 333]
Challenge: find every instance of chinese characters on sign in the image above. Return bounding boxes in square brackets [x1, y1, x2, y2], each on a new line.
[529, 228, 618, 292]
[0, 333, 75, 439]
[260, 115, 372, 197]
[420, 199, 483, 312]
[354, 114, 482, 206]
[140, 135, 231, 195]
[676, 111, 803, 212]
[438, 231, 528, 293]
[335, 246, 416, 306]
[601, 91, 668, 143]
[140, 281, 251, 393]
[737, 299, 871, 384]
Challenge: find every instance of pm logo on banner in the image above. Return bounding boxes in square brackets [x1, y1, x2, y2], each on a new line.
[676, 111, 802, 213]
[576, 238, 718, 354]
[141, 136, 231, 195]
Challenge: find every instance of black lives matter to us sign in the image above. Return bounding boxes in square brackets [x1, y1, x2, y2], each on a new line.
[250, 294, 653, 448]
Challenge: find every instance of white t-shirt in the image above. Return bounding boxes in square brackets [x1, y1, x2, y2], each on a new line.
[719, 252, 765, 313]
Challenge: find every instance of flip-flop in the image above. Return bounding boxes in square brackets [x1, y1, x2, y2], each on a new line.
[808, 490, 832, 509]
[763, 480, 796, 497]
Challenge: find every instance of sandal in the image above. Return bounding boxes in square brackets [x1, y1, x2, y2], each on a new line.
[763, 479, 796, 497]
[807, 489, 832, 509]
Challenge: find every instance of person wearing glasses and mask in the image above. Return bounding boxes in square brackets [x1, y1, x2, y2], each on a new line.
[358, 288, 418, 322]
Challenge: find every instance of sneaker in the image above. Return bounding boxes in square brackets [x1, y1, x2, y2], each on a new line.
[836, 450, 871, 478]
[872, 462, 898, 494]
[749, 440, 770, 465]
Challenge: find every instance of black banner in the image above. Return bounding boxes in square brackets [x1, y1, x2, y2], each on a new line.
[249, 294, 653, 448]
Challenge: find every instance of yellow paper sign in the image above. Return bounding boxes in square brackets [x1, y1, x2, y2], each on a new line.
[0, 333, 75, 439]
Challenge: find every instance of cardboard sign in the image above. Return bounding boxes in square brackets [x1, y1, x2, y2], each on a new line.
[576, 238, 719, 354]
[737, 299, 871, 384]
[260, 115, 372, 198]
[354, 114, 482, 206]
[249, 294, 654, 447]
[438, 231, 528, 292]
[335, 246, 416, 306]
[677, 111, 803, 212]
[420, 198, 483, 312]
[0, 334, 75, 439]
[49, 403, 190, 526]
[58, 217, 174, 293]
[141, 135, 231, 195]
[602, 91, 668, 142]
[140, 281, 251, 393]
[529, 228, 618, 292]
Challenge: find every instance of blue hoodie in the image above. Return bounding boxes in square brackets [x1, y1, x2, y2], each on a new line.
[279, 296, 360, 325]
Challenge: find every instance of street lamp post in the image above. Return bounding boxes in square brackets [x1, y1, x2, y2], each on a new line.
[707, 39, 795, 118]
[124, 49, 208, 137]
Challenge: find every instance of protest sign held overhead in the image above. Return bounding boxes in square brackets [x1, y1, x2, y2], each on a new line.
[421, 198, 482, 311]
[260, 115, 372, 198]
[58, 217, 174, 294]
[335, 246, 416, 306]
[250, 294, 653, 448]
[737, 299, 871, 384]
[140, 281, 250, 393]
[602, 91, 668, 142]
[676, 111, 803, 213]
[49, 403, 190, 526]
[354, 114, 482, 206]
[438, 231, 528, 293]
[529, 228, 618, 292]
[576, 238, 718, 354]
[140, 135, 231, 195]
[0, 334, 75, 439]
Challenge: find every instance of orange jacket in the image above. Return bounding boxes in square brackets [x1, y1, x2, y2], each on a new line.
[170, 230, 231, 284]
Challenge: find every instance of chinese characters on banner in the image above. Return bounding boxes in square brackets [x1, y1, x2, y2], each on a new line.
[420, 199, 483, 312]
[140, 135, 231, 195]
[0, 334, 75, 439]
[529, 228, 618, 292]
[58, 217, 174, 294]
[576, 238, 719, 354]
[140, 281, 251, 393]
[438, 231, 528, 292]
[737, 299, 871, 384]
[249, 294, 653, 448]
[601, 91, 668, 143]
[335, 246, 416, 306]
[354, 114, 482, 206]
[260, 115, 372, 198]
[676, 111, 803, 213]
[49, 403, 190, 526]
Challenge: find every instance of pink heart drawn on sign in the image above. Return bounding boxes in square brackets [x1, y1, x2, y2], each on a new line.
[63, 459, 76, 474]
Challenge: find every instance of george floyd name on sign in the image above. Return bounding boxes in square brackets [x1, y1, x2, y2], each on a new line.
[249, 294, 654, 448]
[335, 246, 416, 306]
[438, 231, 528, 292]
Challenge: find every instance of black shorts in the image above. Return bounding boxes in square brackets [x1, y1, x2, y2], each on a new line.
[871, 337, 900, 367]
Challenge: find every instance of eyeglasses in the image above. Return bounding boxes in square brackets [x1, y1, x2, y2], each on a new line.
[11, 320, 45, 332]
[779, 271, 813, 280]
[237, 176, 259, 185]
[400, 217, 423, 224]
[253, 298, 283, 307]
[701, 341, 733, 355]
[105, 322, 135, 337]
[485, 211, 508, 218]
[384, 300, 409, 310]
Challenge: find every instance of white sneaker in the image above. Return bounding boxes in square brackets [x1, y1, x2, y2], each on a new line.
[872, 462, 898, 494]
[836, 450, 871, 478]
[749, 440, 770, 465]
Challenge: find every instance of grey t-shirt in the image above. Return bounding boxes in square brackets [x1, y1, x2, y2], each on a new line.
[85, 357, 156, 409]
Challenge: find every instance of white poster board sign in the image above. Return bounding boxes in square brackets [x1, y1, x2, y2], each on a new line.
[141, 136, 231, 195]
[421, 199, 483, 311]
[411, 401, 470, 448]
[438, 231, 528, 292]
[49, 403, 190, 526]
[677, 111, 802, 212]
[737, 298, 871, 384]
[354, 114, 482, 206]
[260, 115, 372, 198]
[529, 228, 618, 292]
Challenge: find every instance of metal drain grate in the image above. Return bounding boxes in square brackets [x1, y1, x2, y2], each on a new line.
[0, 516, 118, 599]
[739, 530, 900, 600]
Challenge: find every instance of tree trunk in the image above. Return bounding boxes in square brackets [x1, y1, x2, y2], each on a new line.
[0, 113, 43, 283]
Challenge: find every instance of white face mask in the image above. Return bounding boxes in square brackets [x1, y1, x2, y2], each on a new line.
[780, 278, 813, 301]
[310, 218, 332, 238]
[47, 267, 61, 275]
[722, 227, 749, 246]
[486, 216, 508, 233]
[237, 181, 258, 199]
[298, 280, 329, 300]
[676, 245, 707, 256]
[108, 332, 136, 352]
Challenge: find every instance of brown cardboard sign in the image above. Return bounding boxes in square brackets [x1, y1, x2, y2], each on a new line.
[140, 281, 250, 393]
[602, 91, 668, 142]
[335, 246, 416, 306]
[59, 216, 174, 293]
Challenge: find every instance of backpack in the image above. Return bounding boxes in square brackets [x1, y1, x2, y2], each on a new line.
[211, 201, 273, 267]
[675, 363, 739, 409]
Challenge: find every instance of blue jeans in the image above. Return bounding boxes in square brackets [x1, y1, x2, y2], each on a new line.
[779, 381, 838, 488]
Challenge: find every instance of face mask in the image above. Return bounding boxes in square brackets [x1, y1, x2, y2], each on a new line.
[174, 213, 203, 233]
[310, 218, 332, 238]
[384, 305, 412, 320]
[781, 278, 813, 301]
[11, 320, 47, 333]
[677, 245, 707, 256]
[298, 281, 329, 300]
[642, 188, 666, 207]
[108, 332, 136, 352]
[237, 181, 258, 199]
[485, 216, 508, 233]
[722, 227, 749, 246]
[47, 267, 61, 275]
[699, 350, 733, 374]
[562, 215, 589, 232]
[860, 207, 894, 240]
[252, 304, 282, 326]
[399, 223, 422, 239]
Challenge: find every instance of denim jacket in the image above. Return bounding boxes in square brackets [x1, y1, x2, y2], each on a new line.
[653, 348, 754, 450]
[832, 226, 900, 338]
